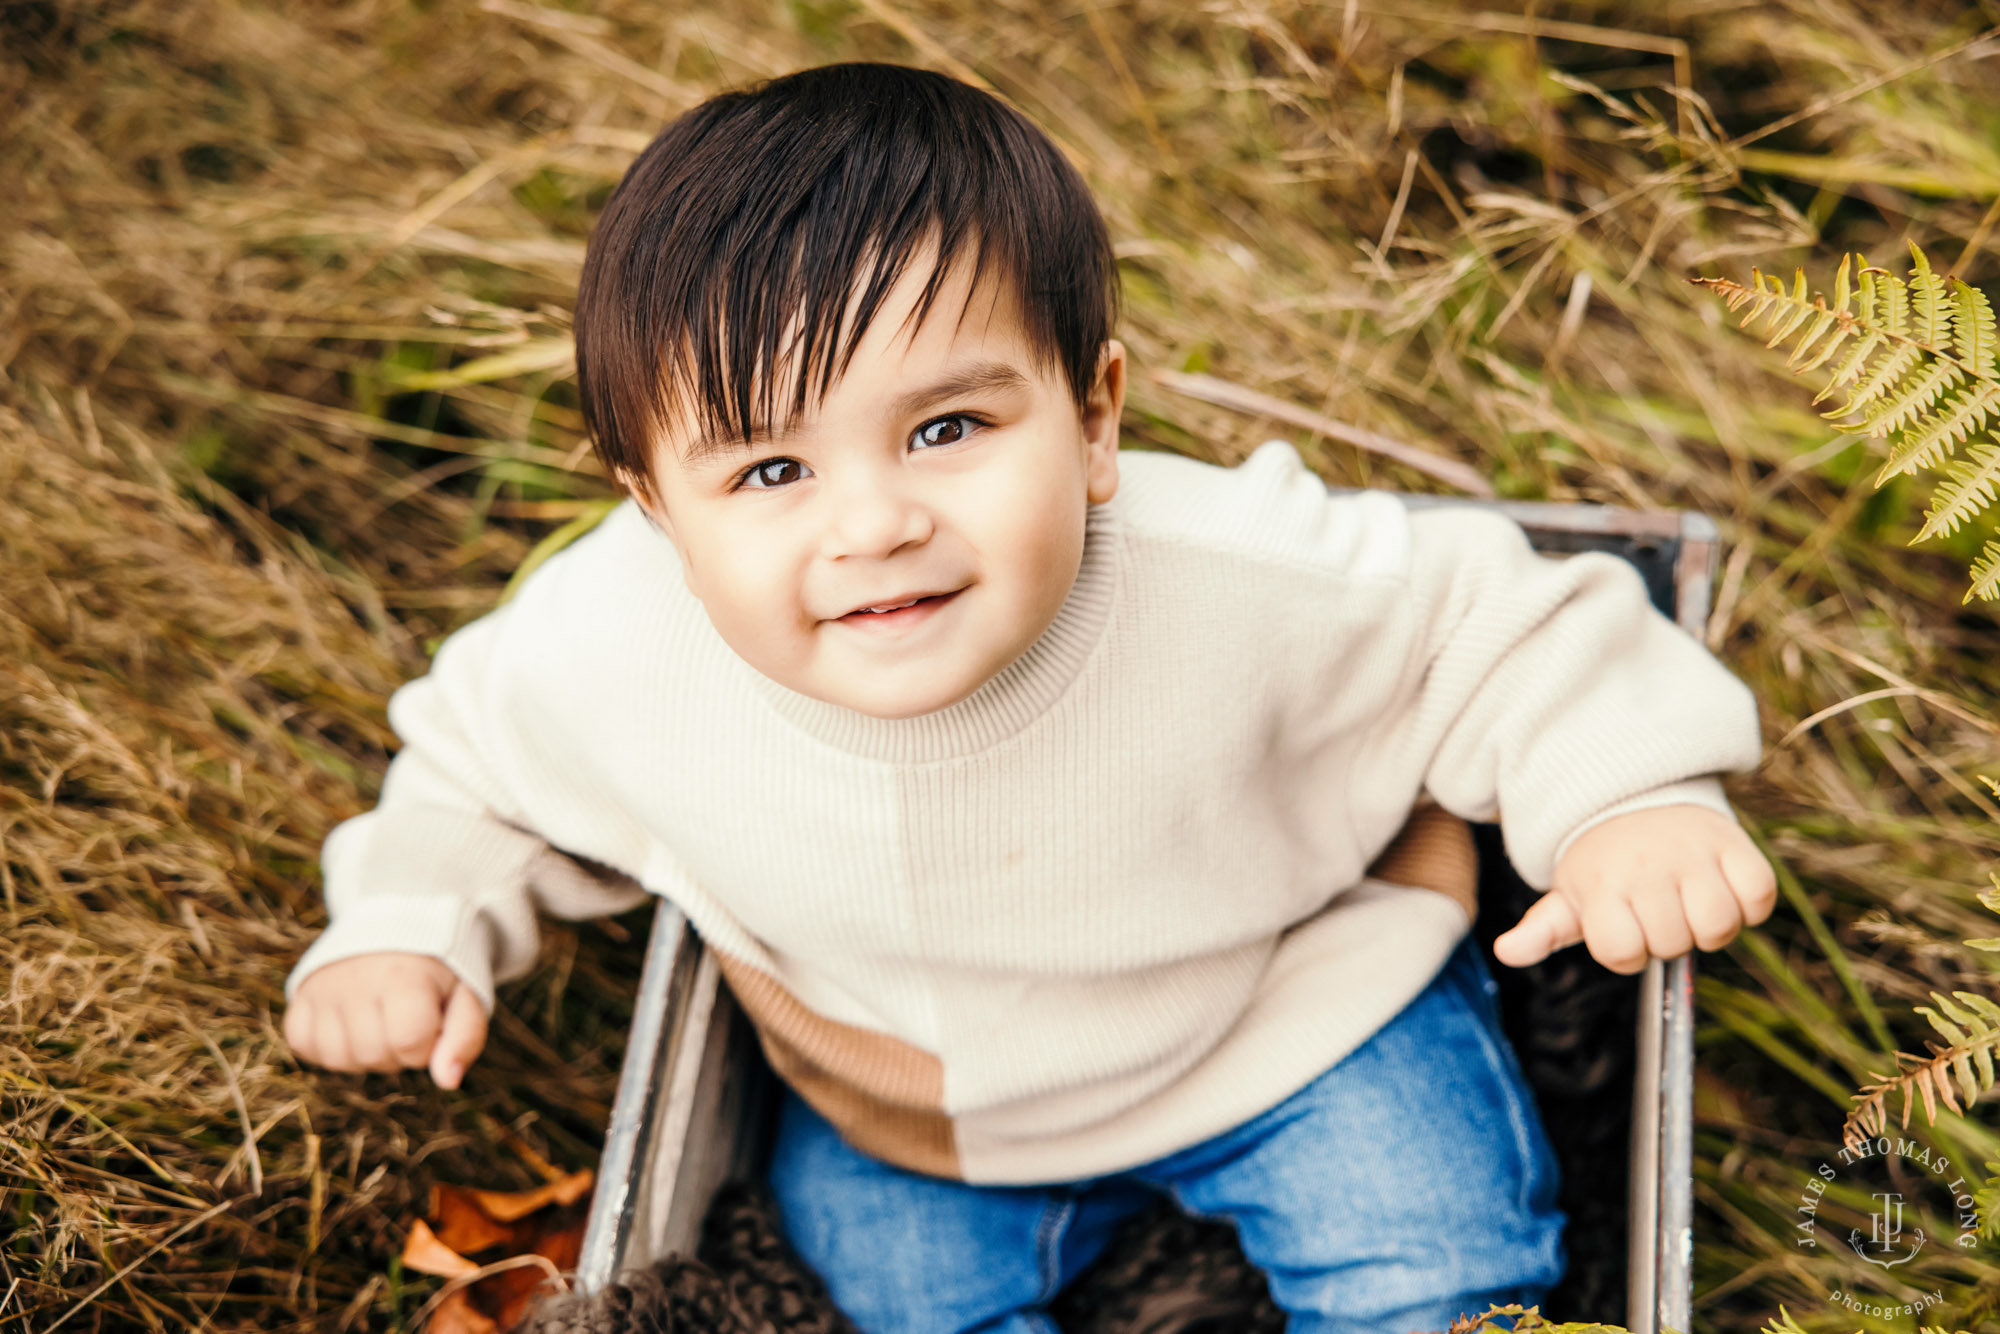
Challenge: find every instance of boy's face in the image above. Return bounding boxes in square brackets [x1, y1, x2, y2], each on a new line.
[627, 245, 1125, 720]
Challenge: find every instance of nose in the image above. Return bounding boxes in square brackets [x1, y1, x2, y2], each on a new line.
[818, 463, 934, 561]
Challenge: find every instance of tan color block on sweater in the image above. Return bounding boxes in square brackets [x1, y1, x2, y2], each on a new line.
[708, 802, 1477, 1182]
[711, 950, 961, 1179]
[1365, 802, 1479, 922]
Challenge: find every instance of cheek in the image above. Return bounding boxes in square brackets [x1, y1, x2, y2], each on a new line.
[964, 463, 1086, 606]
[681, 519, 809, 649]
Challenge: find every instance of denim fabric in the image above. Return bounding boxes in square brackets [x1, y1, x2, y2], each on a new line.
[767, 933, 1567, 1334]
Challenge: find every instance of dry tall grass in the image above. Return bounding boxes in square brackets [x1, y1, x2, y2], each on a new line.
[6, 0, 2000, 1330]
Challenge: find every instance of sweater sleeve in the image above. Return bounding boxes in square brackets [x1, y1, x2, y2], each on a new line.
[1384, 505, 1763, 890]
[283, 602, 651, 1013]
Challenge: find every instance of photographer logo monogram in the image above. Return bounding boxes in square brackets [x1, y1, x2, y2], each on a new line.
[1796, 1136, 1980, 1266]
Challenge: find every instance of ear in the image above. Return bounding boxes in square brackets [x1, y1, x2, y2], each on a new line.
[618, 466, 702, 592]
[618, 466, 676, 540]
[1081, 338, 1125, 505]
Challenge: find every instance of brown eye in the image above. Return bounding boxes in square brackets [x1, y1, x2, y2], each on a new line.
[741, 458, 809, 489]
[913, 415, 973, 449]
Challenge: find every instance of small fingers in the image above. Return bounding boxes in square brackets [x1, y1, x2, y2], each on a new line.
[313, 1003, 354, 1073]
[1679, 866, 1745, 952]
[344, 1000, 391, 1072]
[382, 990, 445, 1070]
[1720, 842, 1780, 927]
[431, 984, 490, 1091]
[1492, 892, 1582, 968]
[1629, 878, 1695, 962]
[1579, 892, 1650, 975]
[282, 997, 316, 1064]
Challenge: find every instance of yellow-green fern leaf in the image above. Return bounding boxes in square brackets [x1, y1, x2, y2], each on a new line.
[1688, 254, 1873, 387]
[1830, 340, 1926, 422]
[1877, 386, 1997, 482]
[1786, 308, 1845, 374]
[1916, 443, 2000, 540]
[1892, 381, 2000, 471]
[1853, 255, 1882, 323]
[1845, 987, 2000, 1145]
[1817, 258, 1888, 402]
[1761, 269, 1819, 347]
[1907, 238, 1953, 351]
[1969, 535, 2000, 602]
[1962, 992, 2000, 1097]
[1925, 991, 1993, 1104]
[1918, 994, 1971, 1048]
[1859, 354, 1964, 441]
[1695, 243, 2000, 601]
[1813, 326, 1884, 405]
[1955, 277, 1998, 379]
[1977, 1162, 2000, 1242]
[1785, 254, 1856, 372]
[1757, 1307, 1811, 1334]
[1875, 259, 1910, 337]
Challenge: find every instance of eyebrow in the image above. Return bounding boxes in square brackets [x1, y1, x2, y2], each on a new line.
[677, 360, 1034, 466]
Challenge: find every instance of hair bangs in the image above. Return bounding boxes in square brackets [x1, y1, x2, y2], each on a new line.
[575, 62, 1118, 503]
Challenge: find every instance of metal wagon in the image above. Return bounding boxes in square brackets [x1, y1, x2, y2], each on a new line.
[575, 468, 1720, 1334]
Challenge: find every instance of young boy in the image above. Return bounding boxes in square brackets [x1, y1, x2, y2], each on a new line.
[284, 61, 1772, 1333]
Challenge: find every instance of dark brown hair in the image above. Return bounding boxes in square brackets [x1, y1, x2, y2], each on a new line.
[574, 61, 1121, 505]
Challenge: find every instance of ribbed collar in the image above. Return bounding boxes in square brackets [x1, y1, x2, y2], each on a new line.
[740, 500, 1123, 763]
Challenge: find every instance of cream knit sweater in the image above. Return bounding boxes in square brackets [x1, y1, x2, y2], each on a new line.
[286, 440, 1762, 1183]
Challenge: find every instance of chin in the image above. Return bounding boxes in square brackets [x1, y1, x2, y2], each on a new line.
[832, 672, 983, 720]
[847, 687, 973, 721]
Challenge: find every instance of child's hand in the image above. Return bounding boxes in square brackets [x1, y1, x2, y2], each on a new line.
[1492, 805, 1777, 974]
[283, 953, 488, 1089]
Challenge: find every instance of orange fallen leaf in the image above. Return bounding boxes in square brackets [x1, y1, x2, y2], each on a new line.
[401, 1219, 481, 1279]
[427, 1288, 502, 1334]
[467, 1168, 594, 1223]
[430, 1184, 525, 1255]
[400, 1167, 595, 1331]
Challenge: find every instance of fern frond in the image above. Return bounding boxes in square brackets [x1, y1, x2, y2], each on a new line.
[1877, 257, 1911, 337]
[1908, 238, 1953, 351]
[1955, 278, 1998, 379]
[1787, 253, 1861, 375]
[1856, 354, 1964, 442]
[1969, 995, 2000, 1095]
[1443, 1303, 1631, 1333]
[1814, 328, 1884, 405]
[1977, 1161, 2000, 1242]
[1880, 382, 2000, 482]
[1872, 376, 1984, 486]
[1698, 264, 1820, 345]
[1923, 990, 1999, 1104]
[1969, 536, 2000, 603]
[1856, 256, 1885, 326]
[1917, 444, 2000, 540]
[1842, 990, 2000, 1150]
[1831, 341, 1927, 422]
[1693, 241, 2000, 599]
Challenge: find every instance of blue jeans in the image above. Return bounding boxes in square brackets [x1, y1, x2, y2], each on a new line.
[767, 934, 1567, 1334]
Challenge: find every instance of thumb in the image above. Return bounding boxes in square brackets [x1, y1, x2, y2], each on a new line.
[429, 982, 489, 1090]
[1492, 892, 1583, 968]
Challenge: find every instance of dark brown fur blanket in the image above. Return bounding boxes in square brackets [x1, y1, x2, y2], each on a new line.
[519, 1178, 1284, 1334]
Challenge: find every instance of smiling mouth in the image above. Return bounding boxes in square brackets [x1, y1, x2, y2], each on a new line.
[834, 588, 964, 626]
